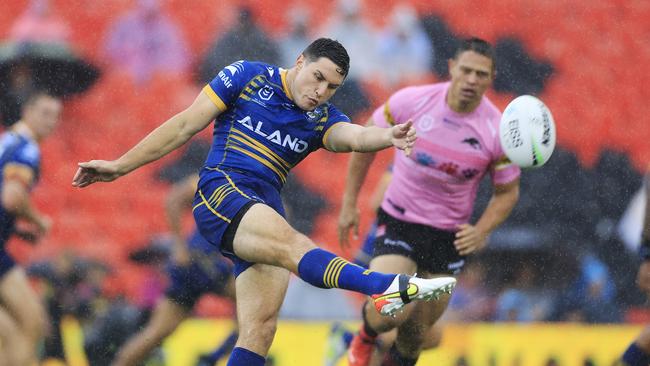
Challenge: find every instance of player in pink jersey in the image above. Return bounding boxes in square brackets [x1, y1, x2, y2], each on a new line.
[338, 38, 521, 366]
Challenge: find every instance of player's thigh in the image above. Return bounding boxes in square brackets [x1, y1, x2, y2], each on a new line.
[235, 263, 289, 353]
[233, 203, 313, 271]
[369, 254, 417, 274]
[0, 267, 47, 335]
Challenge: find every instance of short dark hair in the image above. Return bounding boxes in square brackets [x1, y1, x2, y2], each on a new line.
[302, 38, 350, 78]
[454, 37, 496, 64]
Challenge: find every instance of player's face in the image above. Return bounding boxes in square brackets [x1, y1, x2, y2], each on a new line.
[448, 50, 494, 107]
[292, 55, 345, 111]
[25, 96, 62, 139]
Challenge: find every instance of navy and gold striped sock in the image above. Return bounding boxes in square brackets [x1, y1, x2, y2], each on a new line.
[297, 248, 395, 295]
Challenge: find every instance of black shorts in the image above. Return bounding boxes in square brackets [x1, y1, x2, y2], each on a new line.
[373, 208, 466, 275]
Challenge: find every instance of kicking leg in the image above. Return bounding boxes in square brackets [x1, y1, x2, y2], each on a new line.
[233, 204, 455, 309]
[111, 298, 190, 366]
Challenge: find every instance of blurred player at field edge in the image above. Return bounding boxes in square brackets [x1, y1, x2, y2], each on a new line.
[616, 173, 650, 365]
[0, 91, 60, 365]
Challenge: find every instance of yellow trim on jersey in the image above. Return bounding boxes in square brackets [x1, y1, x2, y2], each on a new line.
[231, 128, 292, 170]
[494, 155, 515, 170]
[196, 189, 231, 223]
[203, 167, 254, 199]
[383, 102, 396, 126]
[202, 85, 227, 111]
[229, 136, 290, 177]
[280, 69, 293, 101]
[322, 121, 349, 147]
[229, 145, 288, 183]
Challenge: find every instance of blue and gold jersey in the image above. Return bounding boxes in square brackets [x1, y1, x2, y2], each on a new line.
[0, 131, 41, 247]
[202, 60, 350, 190]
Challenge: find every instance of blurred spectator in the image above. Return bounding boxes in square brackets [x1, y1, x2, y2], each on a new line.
[554, 251, 622, 323]
[376, 3, 433, 88]
[104, 0, 190, 85]
[420, 14, 459, 78]
[493, 37, 554, 96]
[0, 61, 36, 126]
[444, 261, 494, 322]
[9, 0, 70, 44]
[28, 252, 111, 363]
[279, 7, 312, 67]
[319, 0, 378, 82]
[494, 265, 553, 322]
[198, 6, 279, 83]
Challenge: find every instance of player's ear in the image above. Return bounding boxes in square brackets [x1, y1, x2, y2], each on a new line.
[447, 58, 456, 75]
[296, 54, 305, 70]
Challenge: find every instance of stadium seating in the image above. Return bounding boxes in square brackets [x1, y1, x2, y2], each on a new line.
[1, 0, 648, 314]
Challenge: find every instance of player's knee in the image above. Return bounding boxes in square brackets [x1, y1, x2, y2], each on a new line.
[274, 231, 314, 268]
[397, 323, 429, 352]
[239, 318, 277, 347]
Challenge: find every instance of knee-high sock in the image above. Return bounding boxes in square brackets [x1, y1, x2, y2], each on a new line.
[227, 347, 265, 366]
[297, 248, 395, 295]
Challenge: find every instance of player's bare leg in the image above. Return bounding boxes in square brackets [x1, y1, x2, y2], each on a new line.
[353, 255, 453, 365]
[0, 267, 48, 365]
[232, 263, 289, 357]
[111, 298, 190, 366]
[349, 255, 416, 366]
[0, 306, 31, 366]
[370, 322, 444, 366]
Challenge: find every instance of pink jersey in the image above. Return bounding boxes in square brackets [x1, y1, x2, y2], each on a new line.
[372, 82, 520, 230]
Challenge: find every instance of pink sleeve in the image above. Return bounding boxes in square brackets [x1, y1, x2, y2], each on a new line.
[490, 129, 521, 185]
[371, 87, 418, 128]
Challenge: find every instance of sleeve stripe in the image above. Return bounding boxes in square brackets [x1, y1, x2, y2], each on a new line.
[322, 121, 349, 147]
[383, 102, 396, 126]
[202, 85, 227, 111]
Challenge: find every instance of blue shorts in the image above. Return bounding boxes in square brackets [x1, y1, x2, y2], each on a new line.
[165, 255, 232, 308]
[192, 168, 285, 276]
[0, 249, 16, 278]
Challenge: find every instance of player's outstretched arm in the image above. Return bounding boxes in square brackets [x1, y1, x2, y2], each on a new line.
[334, 118, 400, 248]
[72, 92, 222, 188]
[324, 120, 416, 155]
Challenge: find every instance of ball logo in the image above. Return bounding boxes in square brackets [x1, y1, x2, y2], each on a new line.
[504, 119, 523, 149]
[540, 107, 551, 146]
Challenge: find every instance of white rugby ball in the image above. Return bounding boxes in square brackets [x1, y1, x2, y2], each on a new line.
[499, 95, 556, 168]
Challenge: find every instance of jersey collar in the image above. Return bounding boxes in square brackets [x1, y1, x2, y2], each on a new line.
[280, 68, 294, 101]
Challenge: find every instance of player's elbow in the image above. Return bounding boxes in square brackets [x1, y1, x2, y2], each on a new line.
[1, 184, 27, 214]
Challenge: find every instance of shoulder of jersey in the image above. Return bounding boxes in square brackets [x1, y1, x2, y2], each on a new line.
[239, 60, 279, 79]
